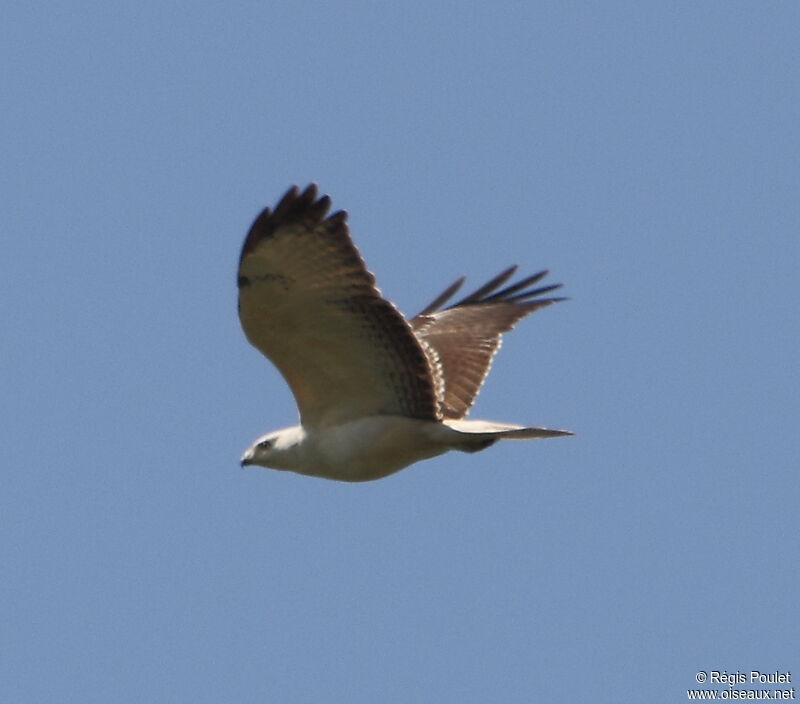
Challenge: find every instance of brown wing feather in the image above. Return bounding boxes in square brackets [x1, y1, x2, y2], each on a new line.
[411, 266, 566, 420]
[238, 185, 440, 427]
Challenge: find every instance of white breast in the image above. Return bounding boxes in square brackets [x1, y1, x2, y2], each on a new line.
[299, 416, 449, 482]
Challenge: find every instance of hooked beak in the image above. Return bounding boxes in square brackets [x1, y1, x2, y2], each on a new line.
[240, 450, 254, 468]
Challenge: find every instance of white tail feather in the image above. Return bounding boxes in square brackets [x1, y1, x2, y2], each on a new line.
[443, 419, 574, 440]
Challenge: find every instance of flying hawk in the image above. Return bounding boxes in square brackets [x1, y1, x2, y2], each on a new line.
[238, 184, 571, 481]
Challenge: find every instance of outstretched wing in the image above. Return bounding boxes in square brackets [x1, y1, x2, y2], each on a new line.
[238, 185, 440, 427]
[411, 266, 565, 420]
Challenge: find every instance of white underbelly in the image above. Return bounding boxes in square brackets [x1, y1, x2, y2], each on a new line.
[303, 416, 448, 481]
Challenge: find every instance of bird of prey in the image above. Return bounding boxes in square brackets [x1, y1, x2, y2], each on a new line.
[237, 184, 571, 481]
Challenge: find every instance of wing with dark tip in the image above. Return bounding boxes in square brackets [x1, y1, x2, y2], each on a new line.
[411, 266, 566, 420]
[238, 185, 440, 427]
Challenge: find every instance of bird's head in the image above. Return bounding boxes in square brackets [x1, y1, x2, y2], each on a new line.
[240, 426, 305, 470]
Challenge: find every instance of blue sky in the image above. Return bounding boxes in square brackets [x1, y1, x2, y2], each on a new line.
[2, 2, 798, 702]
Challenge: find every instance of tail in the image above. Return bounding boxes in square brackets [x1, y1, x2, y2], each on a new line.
[441, 419, 573, 453]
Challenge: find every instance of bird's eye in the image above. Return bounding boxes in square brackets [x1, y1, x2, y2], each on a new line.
[257, 439, 272, 450]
